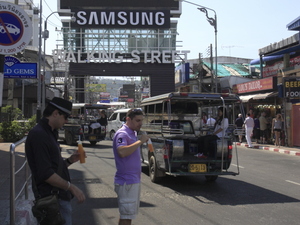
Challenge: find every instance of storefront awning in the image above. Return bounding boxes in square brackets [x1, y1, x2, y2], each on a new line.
[252, 92, 277, 100]
[239, 94, 256, 102]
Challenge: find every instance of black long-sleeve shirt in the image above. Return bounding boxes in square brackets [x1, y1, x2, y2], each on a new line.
[25, 117, 72, 201]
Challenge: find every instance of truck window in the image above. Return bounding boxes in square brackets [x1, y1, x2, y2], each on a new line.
[170, 102, 198, 114]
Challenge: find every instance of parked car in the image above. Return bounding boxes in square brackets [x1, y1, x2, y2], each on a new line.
[107, 108, 131, 140]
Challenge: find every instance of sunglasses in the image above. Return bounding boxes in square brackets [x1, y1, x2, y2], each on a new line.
[58, 111, 69, 120]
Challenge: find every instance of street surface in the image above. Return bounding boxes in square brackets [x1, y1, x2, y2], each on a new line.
[61, 140, 300, 225]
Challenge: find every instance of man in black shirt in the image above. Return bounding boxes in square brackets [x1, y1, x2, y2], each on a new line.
[25, 97, 86, 225]
[235, 113, 244, 143]
[97, 109, 108, 126]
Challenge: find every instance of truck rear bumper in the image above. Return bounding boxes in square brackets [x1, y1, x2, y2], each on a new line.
[165, 171, 239, 177]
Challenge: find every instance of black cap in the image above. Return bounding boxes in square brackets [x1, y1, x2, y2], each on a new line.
[48, 97, 72, 115]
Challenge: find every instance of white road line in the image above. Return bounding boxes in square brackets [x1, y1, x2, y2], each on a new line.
[231, 164, 245, 169]
[286, 180, 300, 186]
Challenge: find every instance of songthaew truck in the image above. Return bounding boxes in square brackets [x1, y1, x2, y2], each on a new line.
[58, 103, 110, 145]
[140, 92, 243, 182]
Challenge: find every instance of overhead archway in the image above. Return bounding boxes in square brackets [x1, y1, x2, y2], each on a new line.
[69, 62, 175, 102]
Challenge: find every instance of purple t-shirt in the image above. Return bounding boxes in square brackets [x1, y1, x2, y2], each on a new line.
[113, 124, 141, 185]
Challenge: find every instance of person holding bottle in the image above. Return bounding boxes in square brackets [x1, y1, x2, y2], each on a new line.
[113, 108, 149, 225]
[25, 97, 86, 225]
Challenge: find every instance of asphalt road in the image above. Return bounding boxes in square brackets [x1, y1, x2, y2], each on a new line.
[61, 140, 300, 225]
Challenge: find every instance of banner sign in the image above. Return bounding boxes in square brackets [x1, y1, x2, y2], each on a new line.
[235, 77, 276, 94]
[263, 55, 300, 78]
[283, 77, 300, 98]
[4, 56, 37, 78]
[175, 63, 190, 86]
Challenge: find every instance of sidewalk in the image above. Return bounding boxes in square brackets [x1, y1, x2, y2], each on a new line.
[1, 141, 300, 225]
[234, 141, 300, 157]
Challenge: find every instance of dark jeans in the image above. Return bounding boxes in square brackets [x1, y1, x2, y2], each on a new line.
[197, 135, 219, 158]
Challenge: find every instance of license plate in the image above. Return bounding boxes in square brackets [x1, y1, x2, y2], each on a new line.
[89, 136, 96, 140]
[189, 164, 207, 173]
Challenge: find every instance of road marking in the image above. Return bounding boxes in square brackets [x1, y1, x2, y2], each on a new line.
[231, 164, 244, 169]
[286, 180, 300, 186]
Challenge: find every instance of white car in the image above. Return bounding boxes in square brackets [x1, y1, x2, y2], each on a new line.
[0, 23, 20, 35]
[107, 108, 131, 140]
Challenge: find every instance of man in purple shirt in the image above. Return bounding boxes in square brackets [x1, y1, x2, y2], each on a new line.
[113, 108, 149, 225]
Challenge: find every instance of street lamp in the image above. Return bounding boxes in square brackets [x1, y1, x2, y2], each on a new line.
[175, 0, 218, 92]
[42, 11, 75, 111]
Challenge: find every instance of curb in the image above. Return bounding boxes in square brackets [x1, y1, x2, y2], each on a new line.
[235, 142, 300, 156]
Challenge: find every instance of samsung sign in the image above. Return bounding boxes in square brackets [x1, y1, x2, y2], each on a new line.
[73, 10, 170, 28]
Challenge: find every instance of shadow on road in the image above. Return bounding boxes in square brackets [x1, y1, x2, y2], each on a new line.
[141, 166, 299, 206]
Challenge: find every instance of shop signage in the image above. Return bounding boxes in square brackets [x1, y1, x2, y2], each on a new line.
[73, 10, 170, 29]
[235, 77, 275, 94]
[53, 49, 190, 64]
[0, 2, 32, 55]
[4, 56, 37, 78]
[99, 92, 110, 103]
[283, 77, 300, 98]
[263, 55, 300, 78]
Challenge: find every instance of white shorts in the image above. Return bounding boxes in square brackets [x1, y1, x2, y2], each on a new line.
[114, 183, 141, 220]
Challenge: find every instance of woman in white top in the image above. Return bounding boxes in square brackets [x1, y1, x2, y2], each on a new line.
[272, 113, 283, 147]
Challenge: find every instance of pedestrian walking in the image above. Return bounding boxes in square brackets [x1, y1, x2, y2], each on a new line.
[253, 114, 260, 144]
[113, 108, 149, 225]
[244, 113, 254, 148]
[272, 113, 283, 147]
[25, 97, 86, 225]
[235, 113, 244, 143]
[259, 111, 268, 144]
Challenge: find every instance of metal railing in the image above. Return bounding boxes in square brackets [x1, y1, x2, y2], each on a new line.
[10, 136, 31, 225]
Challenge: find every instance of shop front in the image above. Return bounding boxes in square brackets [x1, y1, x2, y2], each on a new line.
[233, 77, 280, 115]
[233, 77, 283, 144]
[282, 76, 300, 147]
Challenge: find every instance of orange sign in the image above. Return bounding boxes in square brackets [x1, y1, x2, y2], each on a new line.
[235, 77, 274, 94]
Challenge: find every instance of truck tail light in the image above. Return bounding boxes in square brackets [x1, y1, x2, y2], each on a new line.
[163, 144, 170, 159]
[228, 144, 233, 159]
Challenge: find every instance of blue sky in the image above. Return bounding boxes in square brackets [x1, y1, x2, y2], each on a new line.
[38, 0, 300, 61]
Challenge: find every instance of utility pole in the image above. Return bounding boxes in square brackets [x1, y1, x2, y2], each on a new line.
[198, 53, 203, 93]
[209, 44, 214, 92]
[0, 55, 4, 121]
